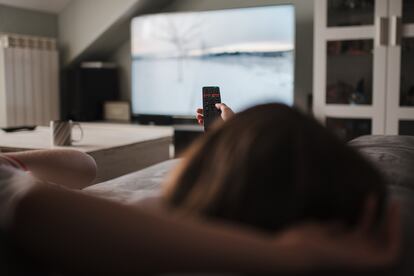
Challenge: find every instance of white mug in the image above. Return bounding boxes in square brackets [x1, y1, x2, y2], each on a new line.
[50, 120, 83, 146]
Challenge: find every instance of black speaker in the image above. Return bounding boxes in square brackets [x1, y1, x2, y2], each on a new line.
[62, 62, 119, 121]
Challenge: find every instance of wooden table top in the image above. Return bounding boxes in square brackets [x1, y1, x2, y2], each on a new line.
[0, 123, 173, 153]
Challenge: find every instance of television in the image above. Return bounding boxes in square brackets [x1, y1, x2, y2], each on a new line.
[131, 5, 295, 122]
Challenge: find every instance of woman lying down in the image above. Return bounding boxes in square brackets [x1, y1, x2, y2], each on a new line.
[0, 103, 401, 274]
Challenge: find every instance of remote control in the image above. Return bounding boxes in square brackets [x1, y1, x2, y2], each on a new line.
[1, 126, 37, 133]
[202, 86, 222, 131]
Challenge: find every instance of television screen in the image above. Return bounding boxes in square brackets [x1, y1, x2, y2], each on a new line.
[131, 5, 294, 117]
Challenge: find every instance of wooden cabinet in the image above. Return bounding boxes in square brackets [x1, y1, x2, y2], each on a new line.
[313, 0, 414, 140]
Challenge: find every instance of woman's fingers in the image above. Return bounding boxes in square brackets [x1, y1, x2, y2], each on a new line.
[352, 199, 402, 266]
[215, 103, 235, 121]
[382, 201, 402, 259]
[358, 201, 402, 266]
[196, 108, 204, 126]
[357, 196, 401, 251]
[215, 103, 229, 112]
[357, 195, 377, 235]
[352, 196, 402, 264]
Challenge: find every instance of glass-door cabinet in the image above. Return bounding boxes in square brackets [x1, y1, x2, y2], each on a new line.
[386, 0, 414, 135]
[314, 0, 414, 140]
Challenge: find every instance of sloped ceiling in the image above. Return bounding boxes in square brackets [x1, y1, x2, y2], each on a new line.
[59, 0, 172, 66]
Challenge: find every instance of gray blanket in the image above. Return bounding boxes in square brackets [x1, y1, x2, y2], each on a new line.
[84, 159, 179, 205]
[349, 135, 414, 189]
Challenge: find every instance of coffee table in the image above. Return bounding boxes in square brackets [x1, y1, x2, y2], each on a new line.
[0, 123, 173, 183]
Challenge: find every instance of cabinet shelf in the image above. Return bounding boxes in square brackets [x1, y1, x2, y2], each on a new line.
[328, 0, 375, 27]
[314, 0, 414, 138]
[402, 0, 414, 24]
[324, 26, 374, 40]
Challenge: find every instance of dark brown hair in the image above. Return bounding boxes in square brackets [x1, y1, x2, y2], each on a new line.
[164, 104, 386, 232]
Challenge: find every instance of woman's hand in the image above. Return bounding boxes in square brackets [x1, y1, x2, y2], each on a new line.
[196, 103, 235, 126]
[0, 165, 38, 229]
[275, 197, 402, 271]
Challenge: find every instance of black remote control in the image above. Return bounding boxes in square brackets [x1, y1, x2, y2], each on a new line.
[1, 126, 37, 133]
[202, 86, 222, 131]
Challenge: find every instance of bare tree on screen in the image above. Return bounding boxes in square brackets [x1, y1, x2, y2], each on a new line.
[151, 17, 204, 82]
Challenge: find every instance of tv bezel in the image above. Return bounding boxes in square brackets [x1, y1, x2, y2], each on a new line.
[130, 4, 295, 125]
[133, 114, 198, 125]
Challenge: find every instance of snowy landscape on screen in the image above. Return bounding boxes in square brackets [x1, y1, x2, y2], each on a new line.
[131, 5, 294, 116]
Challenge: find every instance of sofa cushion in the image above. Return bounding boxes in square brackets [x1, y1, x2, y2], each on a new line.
[349, 135, 414, 190]
[84, 159, 180, 206]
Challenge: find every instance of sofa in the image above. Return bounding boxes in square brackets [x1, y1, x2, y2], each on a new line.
[2, 135, 414, 275]
[86, 135, 414, 276]
[347, 136, 414, 276]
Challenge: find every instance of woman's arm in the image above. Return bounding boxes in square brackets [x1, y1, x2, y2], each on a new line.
[1, 150, 96, 189]
[11, 184, 283, 274]
[10, 183, 401, 274]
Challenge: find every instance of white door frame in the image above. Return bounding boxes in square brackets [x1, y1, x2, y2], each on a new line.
[386, 0, 414, 134]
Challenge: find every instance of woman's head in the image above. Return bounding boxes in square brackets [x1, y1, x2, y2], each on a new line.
[163, 104, 387, 232]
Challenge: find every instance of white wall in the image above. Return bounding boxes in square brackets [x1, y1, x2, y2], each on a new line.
[110, 40, 132, 102]
[0, 4, 58, 37]
[112, 0, 314, 111]
[58, 0, 139, 65]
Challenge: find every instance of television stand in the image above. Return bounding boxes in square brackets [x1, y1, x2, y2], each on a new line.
[173, 124, 203, 157]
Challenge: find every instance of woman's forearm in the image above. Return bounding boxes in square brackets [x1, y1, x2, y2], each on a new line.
[11, 184, 302, 274]
[4, 150, 96, 189]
